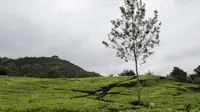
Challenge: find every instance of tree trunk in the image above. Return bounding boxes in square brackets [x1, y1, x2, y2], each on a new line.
[131, 6, 141, 103]
[134, 57, 141, 103]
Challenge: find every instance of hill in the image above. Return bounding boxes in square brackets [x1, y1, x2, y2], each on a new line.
[0, 56, 100, 78]
[0, 75, 200, 112]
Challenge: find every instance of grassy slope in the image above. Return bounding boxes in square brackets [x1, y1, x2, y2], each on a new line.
[0, 75, 200, 112]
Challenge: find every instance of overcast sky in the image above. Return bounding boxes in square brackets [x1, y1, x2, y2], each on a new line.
[0, 0, 199, 76]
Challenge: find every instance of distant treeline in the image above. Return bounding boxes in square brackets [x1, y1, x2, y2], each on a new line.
[114, 66, 200, 84]
[0, 56, 101, 78]
[167, 66, 200, 84]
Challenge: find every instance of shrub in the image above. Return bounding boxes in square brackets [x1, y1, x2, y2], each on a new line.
[194, 65, 200, 77]
[169, 67, 187, 83]
[0, 66, 11, 75]
[146, 70, 154, 75]
[118, 69, 135, 76]
[187, 65, 200, 84]
[188, 74, 200, 84]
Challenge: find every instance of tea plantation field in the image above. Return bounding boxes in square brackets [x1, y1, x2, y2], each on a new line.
[0, 75, 200, 112]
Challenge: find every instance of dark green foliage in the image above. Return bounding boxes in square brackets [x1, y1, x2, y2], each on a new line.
[188, 74, 199, 84]
[188, 65, 200, 84]
[0, 56, 100, 78]
[186, 104, 191, 112]
[194, 65, 200, 77]
[118, 69, 135, 76]
[170, 67, 187, 82]
[0, 66, 11, 75]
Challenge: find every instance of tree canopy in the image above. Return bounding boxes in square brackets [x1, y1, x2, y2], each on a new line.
[170, 67, 187, 82]
[103, 0, 162, 103]
[194, 65, 200, 77]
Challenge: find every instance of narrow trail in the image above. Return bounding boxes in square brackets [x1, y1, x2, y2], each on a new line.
[97, 77, 136, 101]
[69, 77, 169, 100]
[97, 83, 118, 101]
[69, 77, 135, 100]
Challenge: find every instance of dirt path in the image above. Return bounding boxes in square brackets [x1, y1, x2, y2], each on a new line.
[97, 77, 135, 101]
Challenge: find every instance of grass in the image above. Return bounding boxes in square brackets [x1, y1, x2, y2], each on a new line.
[0, 75, 200, 112]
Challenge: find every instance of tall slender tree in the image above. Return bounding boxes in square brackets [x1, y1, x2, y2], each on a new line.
[103, 0, 161, 103]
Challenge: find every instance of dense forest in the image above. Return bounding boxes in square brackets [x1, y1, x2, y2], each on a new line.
[0, 56, 100, 78]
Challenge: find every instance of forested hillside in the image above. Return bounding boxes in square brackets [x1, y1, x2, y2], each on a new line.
[0, 56, 100, 78]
